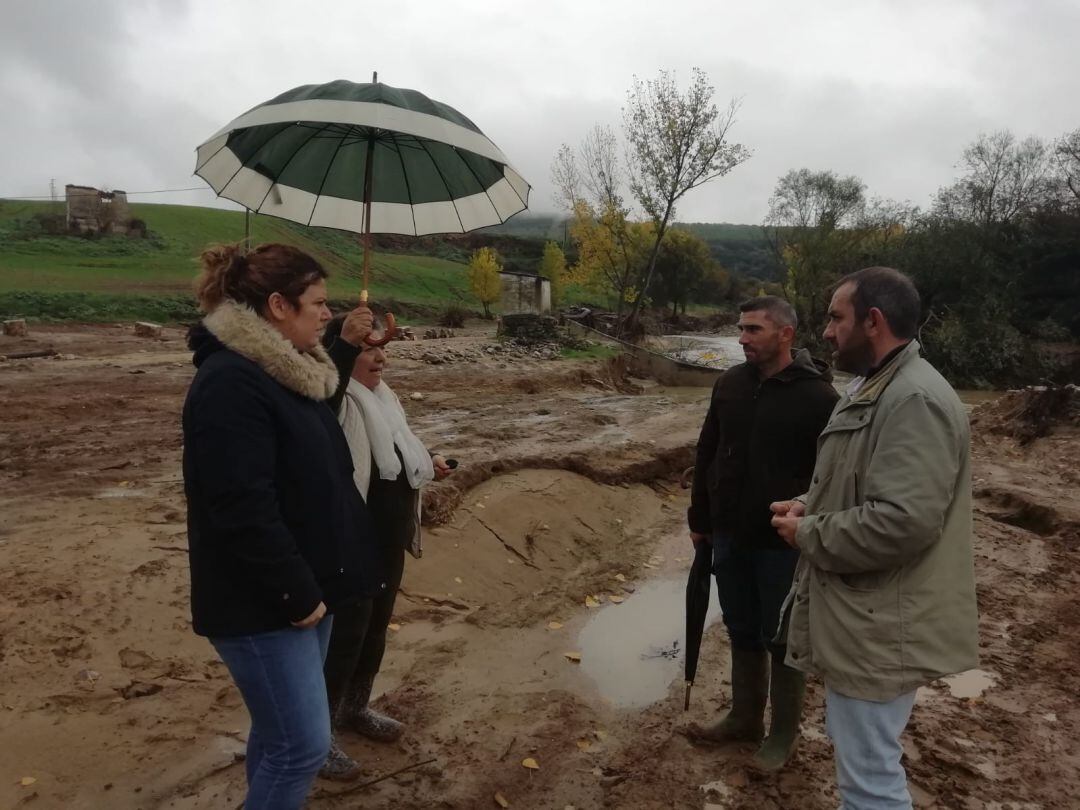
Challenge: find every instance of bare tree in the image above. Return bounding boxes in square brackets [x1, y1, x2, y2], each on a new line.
[1054, 127, 1080, 203]
[622, 69, 750, 327]
[934, 131, 1056, 225]
[551, 68, 750, 335]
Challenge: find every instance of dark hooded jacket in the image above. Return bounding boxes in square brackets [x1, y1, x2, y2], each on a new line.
[688, 349, 839, 550]
[182, 300, 384, 638]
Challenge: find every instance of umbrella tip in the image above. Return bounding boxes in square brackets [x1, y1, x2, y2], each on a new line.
[372, 71, 378, 83]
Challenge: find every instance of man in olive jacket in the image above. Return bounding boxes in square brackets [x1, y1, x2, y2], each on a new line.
[686, 296, 838, 770]
[772, 267, 978, 809]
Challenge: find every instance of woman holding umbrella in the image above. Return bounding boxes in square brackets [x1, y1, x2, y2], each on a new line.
[319, 313, 454, 779]
[182, 242, 382, 808]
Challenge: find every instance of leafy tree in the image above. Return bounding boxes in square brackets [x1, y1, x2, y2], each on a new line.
[566, 201, 654, 307]
[467, 246, 502, 318]
[538, 241, 568, 308]
[763, 169, 867, 346]
[649, 228, 715, 315]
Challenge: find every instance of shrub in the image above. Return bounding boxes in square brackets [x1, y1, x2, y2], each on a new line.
[439, 305, 469, 328]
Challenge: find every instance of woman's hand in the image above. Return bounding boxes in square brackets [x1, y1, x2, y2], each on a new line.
[432, 454, 454, 480]
[291, 601, 327, 629]
[340, 305, 374, 347]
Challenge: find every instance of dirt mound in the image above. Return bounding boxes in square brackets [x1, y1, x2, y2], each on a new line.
[971, 384, 1080, 444]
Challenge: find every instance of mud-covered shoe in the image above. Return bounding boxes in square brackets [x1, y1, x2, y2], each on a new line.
[684, 648, 768, 745]
[352, 706, 405, 742]
[319, 736, 361, 781]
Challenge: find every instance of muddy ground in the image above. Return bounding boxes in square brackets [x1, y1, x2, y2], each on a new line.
[1, 324, 1078, 810]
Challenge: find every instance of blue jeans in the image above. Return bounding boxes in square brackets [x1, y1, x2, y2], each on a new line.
[712, 532, 799, 652]
[826, 686, 917, 810]
[211, 618, 334, 810]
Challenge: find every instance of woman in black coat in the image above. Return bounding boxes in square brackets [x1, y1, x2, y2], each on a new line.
[182, 242, 382, 809]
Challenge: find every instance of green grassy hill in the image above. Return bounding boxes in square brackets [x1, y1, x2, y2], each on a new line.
[0, 199, 484, 322]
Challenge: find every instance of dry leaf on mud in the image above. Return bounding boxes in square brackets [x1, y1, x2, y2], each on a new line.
[576, 739, 592, 751]
[521, 757, 540, 770]
[607, 595, 625, 604]
[494, 790, 510, 807]
[594, 730, 609, 740]
[547, 621, 564, 630]
[20, 777, 37, 787]
[584, 595, 601, 608]
[642, 563, 657, 570]
[564, 652, 582, 663]
[454, 576, 463, 584]
[613, 573, 627, 582]
[387, 623, 401, 632]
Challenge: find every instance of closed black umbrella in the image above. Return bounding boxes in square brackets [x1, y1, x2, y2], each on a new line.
[684, 538, 713, 710]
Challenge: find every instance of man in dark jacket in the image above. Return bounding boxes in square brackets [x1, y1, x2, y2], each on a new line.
[685, 296, 838, 770]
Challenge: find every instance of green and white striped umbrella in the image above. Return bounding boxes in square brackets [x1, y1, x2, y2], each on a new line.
[194, 79, 530, 236]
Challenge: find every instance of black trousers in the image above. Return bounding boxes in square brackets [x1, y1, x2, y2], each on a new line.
[323, 544, 406, 716]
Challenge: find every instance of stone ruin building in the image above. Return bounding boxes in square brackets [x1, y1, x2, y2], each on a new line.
[499, 270, 551, 315]
[65, 184, 132, 234]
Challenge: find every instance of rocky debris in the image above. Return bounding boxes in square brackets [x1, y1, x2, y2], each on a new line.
[423, 328, 457, 339]
[414, 340, 564, 365]
[410, 392, 425, 401]
[3, 318, 28, 337]
[395, 327, 417, 341]
[118, 681, 163, 699]
[971, 384, 1080, 445]
[499, 313, 559, 343]
[75, 669, 102, 689]
[133, 321, 163, 339]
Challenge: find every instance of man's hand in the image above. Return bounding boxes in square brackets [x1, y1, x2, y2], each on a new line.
[770, 500, 806, 519]
[771, 515, 802, 548]
[291, 601, 327, 629]
[340, 305, 374, 346]
[432, 454, 453, 480]
[690, 531, 710, 548]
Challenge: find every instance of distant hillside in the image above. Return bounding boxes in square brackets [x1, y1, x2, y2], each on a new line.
[484, 214, 784, 281]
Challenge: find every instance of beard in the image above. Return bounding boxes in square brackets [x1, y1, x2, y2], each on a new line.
[832, 327, 875, 375]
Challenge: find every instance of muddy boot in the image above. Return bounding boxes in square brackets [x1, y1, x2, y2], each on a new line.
[685, 648, 768, 745]
[348, 673, 404, 743]
[753, 652, 806, 771]
[319, 735, 361, 781]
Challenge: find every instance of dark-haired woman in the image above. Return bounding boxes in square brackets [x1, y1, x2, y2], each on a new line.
[182, 242, 382, 809]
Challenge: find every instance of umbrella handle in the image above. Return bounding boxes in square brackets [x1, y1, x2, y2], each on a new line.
[364, 312, 397, 347]
[358, 289, 397, 347]
[684, 681, 692, 712]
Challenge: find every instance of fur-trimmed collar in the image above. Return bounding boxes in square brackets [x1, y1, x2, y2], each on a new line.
[203, 300, 339, 401]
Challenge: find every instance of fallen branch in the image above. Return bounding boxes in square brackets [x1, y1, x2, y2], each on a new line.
[312, 757, 438, 799]
[475, 516, 540, 569]
[0, 349, 58, 361]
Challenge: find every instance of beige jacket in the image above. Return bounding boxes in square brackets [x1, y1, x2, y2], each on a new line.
[782, 341, 979, 701]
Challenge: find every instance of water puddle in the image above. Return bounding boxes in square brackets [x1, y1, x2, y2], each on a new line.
[577, 577, 721, 708]
[94, 487, 145, 499]
[943, 669, 998, 699]
[656, 334, 744, 369]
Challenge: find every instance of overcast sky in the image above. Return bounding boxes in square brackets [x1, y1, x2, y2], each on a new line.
[2, 0, 1078, 224]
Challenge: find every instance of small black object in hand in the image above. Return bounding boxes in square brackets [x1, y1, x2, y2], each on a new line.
[445, 458, 459, 469]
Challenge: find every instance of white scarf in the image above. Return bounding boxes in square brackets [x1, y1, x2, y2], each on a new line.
[339, 378, 434, 498]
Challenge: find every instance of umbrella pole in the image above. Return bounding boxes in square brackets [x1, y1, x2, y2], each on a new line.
[685, 681, 692, 711]
[360, 133, 375, 304]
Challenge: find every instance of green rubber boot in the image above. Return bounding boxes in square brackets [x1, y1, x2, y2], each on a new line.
[753, 651, 806, 771]
[686, 648, 768, 745]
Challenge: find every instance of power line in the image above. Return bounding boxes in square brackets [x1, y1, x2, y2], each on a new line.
[0, 186, 212, 200]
